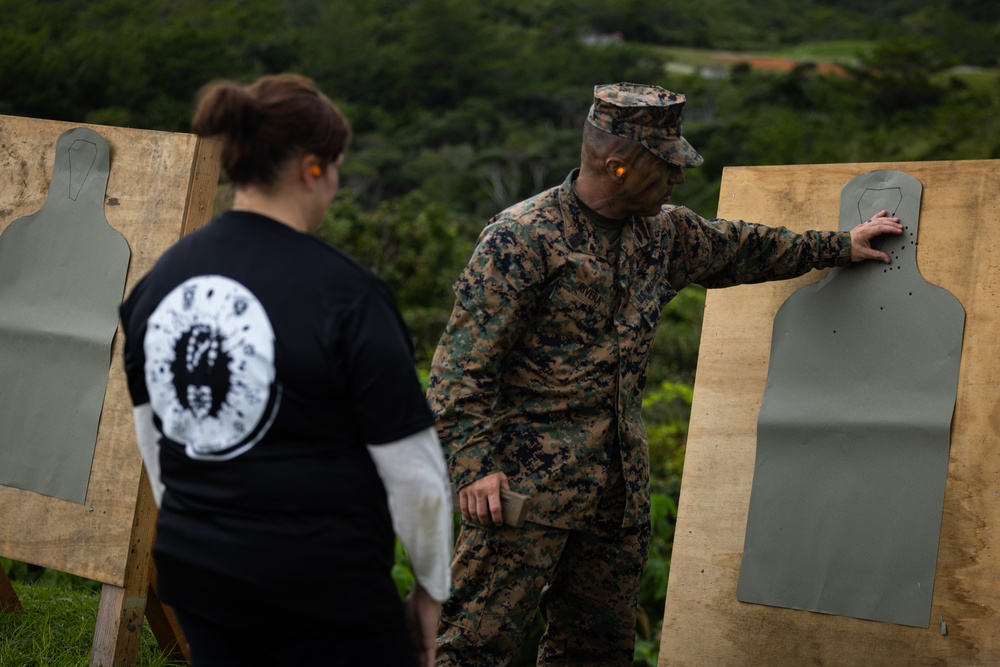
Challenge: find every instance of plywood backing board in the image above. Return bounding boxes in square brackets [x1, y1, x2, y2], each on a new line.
[660, 160, 1000, 666]
[0, 115, 220, 587]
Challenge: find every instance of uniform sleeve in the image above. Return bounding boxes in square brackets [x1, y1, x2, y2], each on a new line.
[426, 222, 547, 490]
[661, 207, 852, 289]
[366, 426, 452, 603]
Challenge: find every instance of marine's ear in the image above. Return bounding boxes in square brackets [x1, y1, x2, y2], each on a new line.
[606, 157, 627, 181]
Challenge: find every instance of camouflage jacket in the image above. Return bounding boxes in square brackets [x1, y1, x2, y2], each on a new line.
[427, 170, 851, 529]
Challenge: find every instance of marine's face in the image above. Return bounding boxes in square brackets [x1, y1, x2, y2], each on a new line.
[618, 151, 685, 218]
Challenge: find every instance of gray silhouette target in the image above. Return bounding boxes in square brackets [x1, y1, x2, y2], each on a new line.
[736, 170, 965, 627]
[0, 128, 131, 503]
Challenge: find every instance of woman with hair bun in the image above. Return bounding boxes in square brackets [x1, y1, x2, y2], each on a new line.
[120, 73, 451, 667]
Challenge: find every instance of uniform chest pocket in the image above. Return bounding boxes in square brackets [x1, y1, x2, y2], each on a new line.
[536, 281, 613, 342]
[630, 279, 678, 330]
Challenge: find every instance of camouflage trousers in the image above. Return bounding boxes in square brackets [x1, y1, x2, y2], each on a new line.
[436, 468, 650, 666]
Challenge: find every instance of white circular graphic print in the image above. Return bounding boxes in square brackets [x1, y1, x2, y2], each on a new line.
[143, 275, 280, 460]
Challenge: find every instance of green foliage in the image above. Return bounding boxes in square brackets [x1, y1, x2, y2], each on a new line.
[4, 0, 998, 218]
[646, 418, 688, 502]
[0, 0, 299, 128]
[634, 492, 679, 666]
[391, 538, 417, 598]
[318, 189, 476, 364]
[635, 378, 693, 665]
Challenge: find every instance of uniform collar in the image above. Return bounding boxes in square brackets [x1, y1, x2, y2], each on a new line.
[559, 170, 651, 254]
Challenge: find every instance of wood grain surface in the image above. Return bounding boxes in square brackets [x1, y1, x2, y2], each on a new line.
[660, 160, 1000, 666]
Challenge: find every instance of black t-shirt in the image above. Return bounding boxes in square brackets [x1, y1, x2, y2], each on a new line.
[120, 210, 434, 628]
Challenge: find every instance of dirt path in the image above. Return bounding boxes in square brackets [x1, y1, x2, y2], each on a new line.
[709, 53, 848, 75]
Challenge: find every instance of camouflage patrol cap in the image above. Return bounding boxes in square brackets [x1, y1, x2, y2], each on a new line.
[587, 82, 703, 168]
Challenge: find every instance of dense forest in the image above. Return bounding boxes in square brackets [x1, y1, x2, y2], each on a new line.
[3, 0, 998, 663]
[3, 0, 996, 365]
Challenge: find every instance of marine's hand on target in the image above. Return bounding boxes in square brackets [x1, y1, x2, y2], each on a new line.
[850, 209, 903, 264]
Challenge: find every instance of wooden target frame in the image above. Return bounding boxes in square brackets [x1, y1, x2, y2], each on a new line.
[660, 160, 1000, 665]
[0, 115, 220, 666]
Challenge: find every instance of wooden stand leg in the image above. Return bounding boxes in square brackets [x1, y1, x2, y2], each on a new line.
[143, 562, 189, 662]
[90, 583, 146, 667]
[0, 566, 22, 613]
[89, 469, 162, 667]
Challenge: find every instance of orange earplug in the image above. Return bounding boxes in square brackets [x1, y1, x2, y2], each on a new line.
[309, 165, 322, 177]
[615, 167, 625, 177]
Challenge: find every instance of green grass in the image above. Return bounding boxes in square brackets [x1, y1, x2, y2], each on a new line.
[769, 39, 872, 63]
[0, 580, 186, 667]
[933, 67, 1000, 94]
[656, 41, 871, 67]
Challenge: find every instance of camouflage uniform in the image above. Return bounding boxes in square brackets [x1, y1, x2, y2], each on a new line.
[437, 453, 648, 665]
[428, 83, 853, 665]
